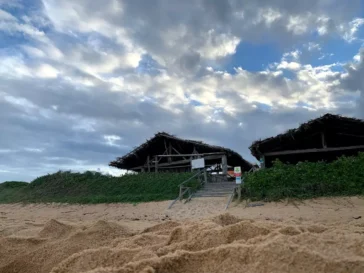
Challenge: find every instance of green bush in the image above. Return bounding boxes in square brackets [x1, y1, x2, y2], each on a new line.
[0, 171, 200, 204]
[243, 153, 364, 201]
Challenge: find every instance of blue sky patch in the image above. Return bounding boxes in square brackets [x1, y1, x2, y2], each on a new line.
[226, 41, 282, 73]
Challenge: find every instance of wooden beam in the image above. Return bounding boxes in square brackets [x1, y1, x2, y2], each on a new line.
[171, 147, 187, 160]
[157, 158, 191, 167]
[204, 154, 224, 160]
[130, 165, 145, 170]
[264, 145, 364, 157]
[336, 133, 364, 138]
[156, 152, 225, 158]
[321, 132, 327, 148]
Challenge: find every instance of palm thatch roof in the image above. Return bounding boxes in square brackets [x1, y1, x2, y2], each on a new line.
[250, 113, 364, 160]
[110, 132, 252, 171]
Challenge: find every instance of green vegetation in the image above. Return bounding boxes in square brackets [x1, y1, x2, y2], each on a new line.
[0, 171, 200, 204]
[243, 153, 364, 201]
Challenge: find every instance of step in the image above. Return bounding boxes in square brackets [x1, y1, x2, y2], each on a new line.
[204, 184, 236, 187]
[194, 192, 234, 197]
[203, 186, 236, 190]
[200, 188, 234, 191]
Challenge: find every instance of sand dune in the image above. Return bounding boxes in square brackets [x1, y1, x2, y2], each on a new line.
[0, 197, 364, 273]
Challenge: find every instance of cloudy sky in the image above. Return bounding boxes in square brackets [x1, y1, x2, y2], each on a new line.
[1, 0, 364, 182]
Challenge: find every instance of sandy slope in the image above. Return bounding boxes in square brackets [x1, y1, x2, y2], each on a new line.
[0, 197, 364, 273]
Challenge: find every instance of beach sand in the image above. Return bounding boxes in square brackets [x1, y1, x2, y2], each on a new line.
[1, 196, 364, 272]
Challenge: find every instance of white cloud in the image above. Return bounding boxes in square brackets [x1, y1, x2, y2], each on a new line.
[255, 8, 282, 26]
[307, 42, 321, 51]
[0, 149, 15, 153]
[286, 14, 311, 35]
[35, 64, 59, 78]
[354, 53, 361, 62]
[21, 45, 46, 58]
[0, 9, 17, 21]
[0, 21, 48, 43]
[24, 148, 43, 153]
[104, 135, 122, 146]
[282, 50, 301, 61]
[197, 30, 240, 59]
[277, 61, 301, 70]
[339, 18, 364, 42]
[0, 55, 33, 78]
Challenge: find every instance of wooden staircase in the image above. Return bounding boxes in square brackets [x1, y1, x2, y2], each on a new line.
[193, 181, 236, 197]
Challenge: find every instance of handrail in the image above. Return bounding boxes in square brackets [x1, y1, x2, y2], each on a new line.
[178, 169, 205, 187]
[168, 169, 206, 209]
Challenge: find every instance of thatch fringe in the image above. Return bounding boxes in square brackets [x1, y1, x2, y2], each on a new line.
[249, 113, 364, 160]
[110, 132, 252, 171]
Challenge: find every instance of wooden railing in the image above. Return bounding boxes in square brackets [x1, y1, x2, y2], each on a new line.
[168, 169, 207, 209]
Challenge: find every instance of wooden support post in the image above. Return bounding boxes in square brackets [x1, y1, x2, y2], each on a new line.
[321, 132, 327, 148]
[222, 154, 227, 175]
[237, 185, 242, 201]
[204, 168, 207, 184]
[168, 142, 172, 163]
[155, 156, 158, 173]
[260, 155, 266, 169]
[147, 155, 150, 172]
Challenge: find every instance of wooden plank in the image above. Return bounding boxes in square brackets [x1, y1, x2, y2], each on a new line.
[264, 145, 364, 157]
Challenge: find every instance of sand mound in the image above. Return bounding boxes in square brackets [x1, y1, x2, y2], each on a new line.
[142, 221, 180, 235]
[1, 214, 364, 273]
[212, 213, 242, 226]
[39, 219, 74, 239]
[0, 220, 132, 273]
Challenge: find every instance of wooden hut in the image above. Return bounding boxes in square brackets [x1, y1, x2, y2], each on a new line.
[110, 132, 252, 173]
[250, 114, 364, 168]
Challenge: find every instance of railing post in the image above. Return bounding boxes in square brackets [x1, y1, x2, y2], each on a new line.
[155, 156, 158, 173]
[204, 168, 207, 184]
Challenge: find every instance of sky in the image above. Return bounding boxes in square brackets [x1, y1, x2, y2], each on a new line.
[1, 0, 364, 182]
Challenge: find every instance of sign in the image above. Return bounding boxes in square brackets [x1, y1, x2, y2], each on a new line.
[234, 166, 242, 184]
[234, 166, 241, 177]
[235, 176, 242, 184]
[191, 158, 205, 169]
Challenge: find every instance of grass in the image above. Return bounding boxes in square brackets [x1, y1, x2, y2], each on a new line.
[0, 171, 200, 204]
[242, 153, 364, 201]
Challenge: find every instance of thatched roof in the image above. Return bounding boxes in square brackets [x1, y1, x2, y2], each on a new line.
[110, 132, 252, 171]
[250, 113, 364, 160]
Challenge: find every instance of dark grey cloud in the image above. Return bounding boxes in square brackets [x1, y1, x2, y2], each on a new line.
[338, 48, 364, 118]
